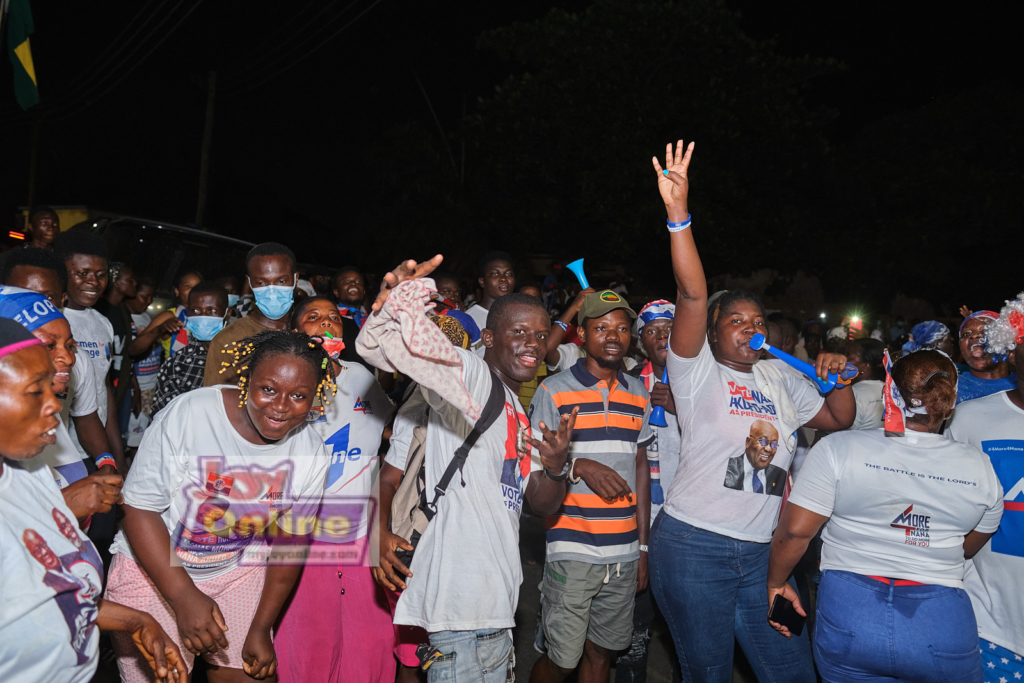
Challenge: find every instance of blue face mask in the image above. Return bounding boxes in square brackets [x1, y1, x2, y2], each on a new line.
[250, 276, 295, 320]
[227, 294, 240, 308]
[186, 315, 225, 342]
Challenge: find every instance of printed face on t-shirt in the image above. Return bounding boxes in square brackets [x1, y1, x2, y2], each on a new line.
[745, 420, 779, 471]
[24, 528, 61, 570]
[51, 508, 83, 548]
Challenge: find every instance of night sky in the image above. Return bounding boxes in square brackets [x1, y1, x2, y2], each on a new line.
[1, 1, 1020, 308]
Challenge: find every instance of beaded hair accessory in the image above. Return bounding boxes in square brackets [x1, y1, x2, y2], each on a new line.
[219, 332, 338, 408]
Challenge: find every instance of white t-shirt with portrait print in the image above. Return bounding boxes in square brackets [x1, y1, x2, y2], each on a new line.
[788, 429, 1003, 588]
[394, 348, 542, 632]
[0, 462, 104, 683]
[947, 390, 1024, 656]
[664, 340, 823, 543]
[306, 360, 395, 547]
[110, 386, 330, 581]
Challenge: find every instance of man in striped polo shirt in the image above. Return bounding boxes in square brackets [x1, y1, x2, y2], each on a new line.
[528, 290, 655, 683]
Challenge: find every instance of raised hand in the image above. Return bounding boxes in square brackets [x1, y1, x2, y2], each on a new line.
[528, 407, 580, 475]
[959, 305, 973, 319]
[371, 255, 444, 313]
[651, 140, 695, 215]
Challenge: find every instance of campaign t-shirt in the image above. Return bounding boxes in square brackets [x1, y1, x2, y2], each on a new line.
[789, 429, 1003, 587]
[111, 386, 330, 581]
[383, 387, 431, 472]
[851, 379, 885, 431]
[0, 463, 104, 683]
[664, 340, 823, 543]
[465, 304, 489, 356]
[395, 348, 542, 632]
[634, 360, 681, 523]
[306, 361, 394, 547]
[956, 371, 1018, 405]
[947, 390, 1024, 655]
[63, 307, 113, 427]
[66, 359, 99, 421]
[131, 313, 163, 392]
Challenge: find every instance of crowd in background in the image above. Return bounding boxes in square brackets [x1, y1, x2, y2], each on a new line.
[0, 140, 1022, 683]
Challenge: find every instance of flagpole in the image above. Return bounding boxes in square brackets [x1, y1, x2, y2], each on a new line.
[0, 0, 8, 52]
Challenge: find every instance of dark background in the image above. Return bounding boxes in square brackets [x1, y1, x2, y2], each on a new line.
[1, 0, 1020, 314]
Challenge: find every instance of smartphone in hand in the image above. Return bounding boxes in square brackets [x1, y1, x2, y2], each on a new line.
[768, 594, 805, 636]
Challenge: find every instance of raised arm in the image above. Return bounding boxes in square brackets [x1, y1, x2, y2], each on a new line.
[545, 287, 595, 367]
[652, 140, 705, 358]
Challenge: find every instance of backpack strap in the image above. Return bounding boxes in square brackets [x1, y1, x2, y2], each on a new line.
[423, 369, 507, 520]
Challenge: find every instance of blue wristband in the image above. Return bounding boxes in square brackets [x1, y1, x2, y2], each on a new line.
[554, 320, 569, 333]
[667, 215, 692, 232]
[95, 453, 116, 470]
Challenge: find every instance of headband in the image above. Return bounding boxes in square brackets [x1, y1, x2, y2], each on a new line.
[902, 321, 950, 355]
[958, 310, 999, 336]
[636, 300, 675, 336]
[0, 286, 66, 332]
[0, 317, 45, 360]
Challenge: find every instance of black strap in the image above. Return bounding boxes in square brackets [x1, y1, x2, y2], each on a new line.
[423, 370, 507, 520]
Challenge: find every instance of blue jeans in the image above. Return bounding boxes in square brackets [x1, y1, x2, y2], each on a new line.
[649, 512, 815, 683]
[427, 629, 514, 683]
[814, 571, 982, 682]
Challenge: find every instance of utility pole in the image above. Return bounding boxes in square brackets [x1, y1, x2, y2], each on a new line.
[26, 113, 41, 224]
[195, 70, 216, 229]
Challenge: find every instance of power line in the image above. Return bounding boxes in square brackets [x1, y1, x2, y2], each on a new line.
[46, 0, 204, 122]
[218, 0, 327, 78]
[0, 0, 169, 120]
[222, 0, 385, 97]
[43, 0, 192, 119]
[220, 0, 361, 88]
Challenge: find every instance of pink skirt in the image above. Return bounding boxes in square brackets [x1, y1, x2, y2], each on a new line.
[274, 538, 397, 683]
[105, 553, 266, 682]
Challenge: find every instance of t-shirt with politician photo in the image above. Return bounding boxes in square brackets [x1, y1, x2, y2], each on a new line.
[664, 340, 823, 542]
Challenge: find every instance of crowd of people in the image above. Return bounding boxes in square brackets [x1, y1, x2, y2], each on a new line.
[0, 140, 1021, 683]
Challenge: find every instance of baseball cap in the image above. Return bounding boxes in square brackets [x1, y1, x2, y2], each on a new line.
[578, 290, 637, 324]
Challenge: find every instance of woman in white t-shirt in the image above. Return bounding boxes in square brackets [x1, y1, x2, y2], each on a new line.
[0, 318, 185, 683]
[105, 331, 332, 683]
[648, 141, 856, 682]
[847, 338, 885, 430]
[274, 297, 397, 683]
[769, 350, 1002, 682]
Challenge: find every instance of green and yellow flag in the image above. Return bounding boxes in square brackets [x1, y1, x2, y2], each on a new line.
[6, 0, 39, 110]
